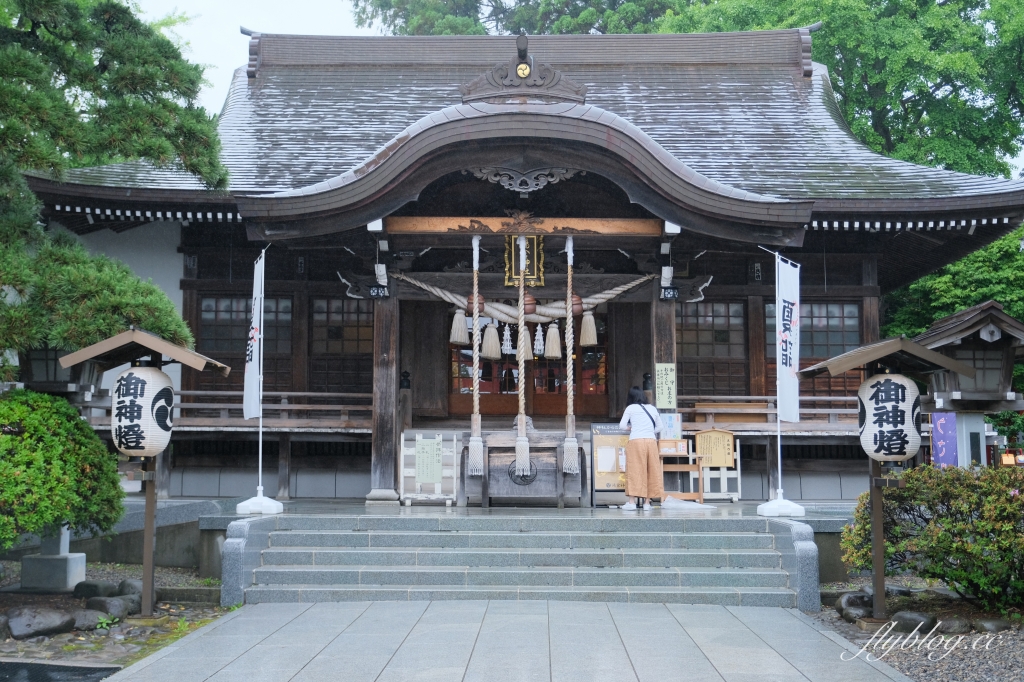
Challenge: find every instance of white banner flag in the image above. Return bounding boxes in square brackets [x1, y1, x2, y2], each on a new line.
[243, 250, 265, 420]
[776, 254, 800, 422]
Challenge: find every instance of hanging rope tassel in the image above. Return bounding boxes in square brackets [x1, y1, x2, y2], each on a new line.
[467, 235, 484, 477]
[563, 236, 580, 474]
[450, 308, 469, 345]
[580, 309, 598, 347]
[481, 322, 501, 360]
[515, 236, 531, 477]
[544, 321, 561, 359]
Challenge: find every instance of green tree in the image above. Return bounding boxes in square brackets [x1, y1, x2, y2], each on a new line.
[0, 390, 124, 551]
[0, 1, 222, 378]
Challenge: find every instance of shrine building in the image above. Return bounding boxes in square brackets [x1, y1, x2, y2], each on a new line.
[26, 26, 1024, 503]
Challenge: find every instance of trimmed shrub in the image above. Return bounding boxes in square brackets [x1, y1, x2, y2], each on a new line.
[0, 389, 123, 550]
[840, 465, 1024, 611]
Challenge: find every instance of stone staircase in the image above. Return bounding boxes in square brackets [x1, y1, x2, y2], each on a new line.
[243, 514, 800, 606]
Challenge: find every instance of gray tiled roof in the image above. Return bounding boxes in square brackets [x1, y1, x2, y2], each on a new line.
[58, 31, 1024, 201]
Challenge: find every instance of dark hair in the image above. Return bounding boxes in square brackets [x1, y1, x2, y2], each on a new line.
[627, 386, 648, 405]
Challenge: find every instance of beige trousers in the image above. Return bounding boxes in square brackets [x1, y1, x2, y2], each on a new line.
[625, 438, 664, 500]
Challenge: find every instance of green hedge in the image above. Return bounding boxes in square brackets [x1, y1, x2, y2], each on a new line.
[0, 389, 124, 550]
[841, 464, 1024, 612]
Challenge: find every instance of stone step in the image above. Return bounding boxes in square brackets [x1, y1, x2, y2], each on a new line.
[259, 547, 782, 569]
[266, 530, 776, 550]
[252, 565, 791, 588]
[273, 516, 771, 534]
[244, 584, 798, 607]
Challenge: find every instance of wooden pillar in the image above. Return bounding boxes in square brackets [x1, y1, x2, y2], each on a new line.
[141, 454, 157, 617]
[862, 256, 880, 344]
[651, 287, 676, 378]
[156, 443, 172, 500]
[747, 295, 766, 396]
[870, 458, 886, 618]
[277, 434, 291, 500]
[367, 295, 400, 504]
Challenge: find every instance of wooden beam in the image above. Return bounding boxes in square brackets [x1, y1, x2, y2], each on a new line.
[748, 295, 766, 396]
[367, 296, 400, 504]
[385, 216, 663, 237]
[862, 255, 880, 345]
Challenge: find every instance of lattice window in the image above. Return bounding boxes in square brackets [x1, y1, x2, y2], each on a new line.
[953, 349, 1003, 391]
[676, 302, 747, 395]
[766, 303, 859, 359]
[310, 298, 374, 393]
[199, 297, 292, 355]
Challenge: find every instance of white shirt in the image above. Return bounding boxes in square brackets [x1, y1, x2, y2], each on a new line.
[619, 404, 662, 440]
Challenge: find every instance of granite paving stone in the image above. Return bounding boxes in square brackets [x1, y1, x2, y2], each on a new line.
[104, 601, 915, 682]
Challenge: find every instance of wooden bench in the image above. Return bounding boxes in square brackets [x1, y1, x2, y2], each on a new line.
[661, 453, 705, 504]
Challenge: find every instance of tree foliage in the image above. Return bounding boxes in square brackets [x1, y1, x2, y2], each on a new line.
[0, 389, 124, 550]
[0, 1, 217, 378]
[840, 465, 1024, 612]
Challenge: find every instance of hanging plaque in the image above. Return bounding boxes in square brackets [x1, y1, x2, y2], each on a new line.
[414, 434, 443, 484]
[655, 362, 676, 410]
[695, 429, 734, 468]
[503, 235, 544, 287]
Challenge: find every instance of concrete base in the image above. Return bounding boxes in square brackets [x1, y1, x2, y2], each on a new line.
[20, 552, 86, 591]
[365, 488, 400, 505]
[236, 490, 284, 515]
[757, 495, 806, 517]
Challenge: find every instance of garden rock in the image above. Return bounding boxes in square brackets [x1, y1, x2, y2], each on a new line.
[891, 611, 937, 633]
[6, 607, 76, 640]
[842, 606, 873, 623]
[0, 615, 9, 640]
[117, 579, 143, 596]
[85, 597, 128, 621]
[116, 593, 141, 615]
[72, 609, 108, 631]
[835, 591, 871, 616]
[863, 583, 914, 598]
[937, 617, 972, 634]
[73, 580, 119, 599]
[973, 618, 1014, 633]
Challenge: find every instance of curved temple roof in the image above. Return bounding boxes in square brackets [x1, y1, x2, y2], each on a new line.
[30, 28, 1024, 241]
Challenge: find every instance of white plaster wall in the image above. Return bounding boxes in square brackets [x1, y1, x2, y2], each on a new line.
[77, 221, 184, 390]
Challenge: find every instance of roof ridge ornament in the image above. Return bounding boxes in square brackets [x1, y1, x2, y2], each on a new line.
[459, 34, 587, 104]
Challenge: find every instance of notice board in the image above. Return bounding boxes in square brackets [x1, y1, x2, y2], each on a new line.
[655, 363, 676, 410]
[591, 423, 630, 491]
[695, 429, 734, 468]
[414, 434, 443, 484]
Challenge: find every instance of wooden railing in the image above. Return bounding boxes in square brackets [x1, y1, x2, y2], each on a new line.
[676, 395, 858, 434]
[82, 390, 373, 432]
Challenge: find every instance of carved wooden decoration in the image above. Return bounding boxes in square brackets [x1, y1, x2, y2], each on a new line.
[384, 214, 663, 237]
[470, 167, 580, 195]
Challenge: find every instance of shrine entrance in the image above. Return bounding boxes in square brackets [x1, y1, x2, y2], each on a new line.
[449, 311, 610, 417]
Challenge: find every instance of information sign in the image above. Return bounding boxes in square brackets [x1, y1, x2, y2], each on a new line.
[590, 423, 630, 491]
[414, 434, 443, 484]
[655, 362, 676, 410]
[695, 429, 734, 468]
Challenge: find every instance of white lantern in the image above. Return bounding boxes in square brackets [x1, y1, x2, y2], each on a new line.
[858, 373, 921, 462]
[110, 366, 174, 457]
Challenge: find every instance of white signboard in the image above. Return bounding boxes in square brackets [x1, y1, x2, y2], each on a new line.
[775, 255, 800, 422]
[110, 367, 173, 457]
[655, 362, 676, 410]
[858, 374, 922, 462]
[415, 434, 444, 484]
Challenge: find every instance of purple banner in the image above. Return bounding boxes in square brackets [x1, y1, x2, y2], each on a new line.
[931, 413, 958, 468]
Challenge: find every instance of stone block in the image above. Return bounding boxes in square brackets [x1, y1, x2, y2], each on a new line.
[6, 607, 75, 639]
[0, 615, 9, 640]
[973, 618, 1013, 633]
[73, 580, 119, 599]
[841, 606, 872, 623]
[20, 553, 86, 591]
[891, 611, 937, 633]
[116, 593, 142, 615]
[117, 579, 143, 596]
[71, 609, 108, 631]
[834, 591, 871, 616]
[938, 617, 971, 634]
[85, 597, 129, 621]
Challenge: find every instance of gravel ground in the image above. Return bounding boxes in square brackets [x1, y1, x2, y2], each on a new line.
[813, 594, 1024, 682]
[0, 602, 227, 667]
[0, 561, 219, 590]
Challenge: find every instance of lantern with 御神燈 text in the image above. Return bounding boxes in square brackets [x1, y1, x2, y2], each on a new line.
[110, 366, 174, 457]
[857, 373, 922, 462]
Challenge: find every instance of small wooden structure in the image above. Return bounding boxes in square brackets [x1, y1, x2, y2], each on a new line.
[458, 431, 589, 508]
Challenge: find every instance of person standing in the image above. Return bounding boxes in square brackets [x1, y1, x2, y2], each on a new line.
[618, 386, 663, 511]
